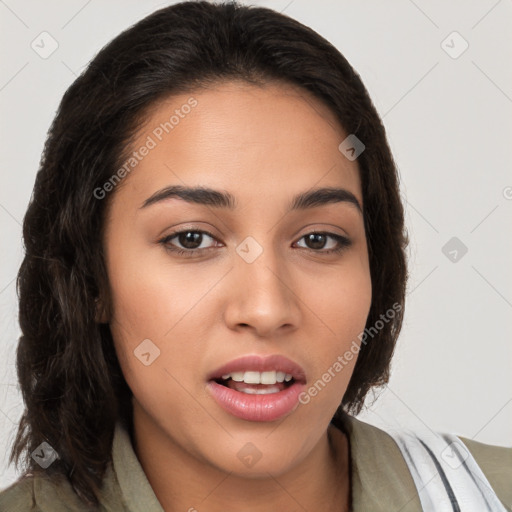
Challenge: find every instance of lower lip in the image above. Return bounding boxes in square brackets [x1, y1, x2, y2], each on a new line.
[207, 380, 306, 422]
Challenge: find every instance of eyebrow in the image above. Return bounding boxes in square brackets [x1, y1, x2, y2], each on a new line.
[140, 185, 362, 214]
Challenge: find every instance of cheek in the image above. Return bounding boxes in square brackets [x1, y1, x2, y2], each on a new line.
[309, 253, 372, 342]
[106, 235, 220, 338]
[292, 267, 371, 440]
[104, 243, 217, 397]
[106, 257, 216, 433]
[301, 252, 372, 393]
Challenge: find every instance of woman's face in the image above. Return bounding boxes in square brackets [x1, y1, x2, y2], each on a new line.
[103, 80, 372, 477]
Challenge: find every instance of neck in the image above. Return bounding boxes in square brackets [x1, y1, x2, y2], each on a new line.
[131, 409, 351, 512]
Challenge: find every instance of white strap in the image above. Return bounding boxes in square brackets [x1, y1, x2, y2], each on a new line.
[383, 426, 507, 511]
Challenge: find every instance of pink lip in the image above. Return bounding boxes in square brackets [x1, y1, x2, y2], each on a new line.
[206, 354, 307, 422]
[207, 354, 307, 383]
[207, 380, 306, 422]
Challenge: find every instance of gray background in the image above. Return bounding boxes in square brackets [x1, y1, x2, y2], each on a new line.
[1, 0, 511, 487]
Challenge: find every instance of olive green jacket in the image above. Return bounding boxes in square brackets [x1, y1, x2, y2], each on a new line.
[1, 415, 511, 511]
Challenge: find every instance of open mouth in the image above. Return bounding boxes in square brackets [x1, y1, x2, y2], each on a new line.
[206, 355, 307, 421]
[214, 374, 296, 395]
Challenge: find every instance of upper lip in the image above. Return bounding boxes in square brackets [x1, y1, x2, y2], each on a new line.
[208, 354, 307, 383]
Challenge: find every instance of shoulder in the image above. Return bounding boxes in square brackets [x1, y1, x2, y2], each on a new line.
[341, 414, 512, 511]
[0, 474, 36, 512]
[459, 436, 512, 510]
[335, 414, 424, 511]
[0, 471, 106, 512]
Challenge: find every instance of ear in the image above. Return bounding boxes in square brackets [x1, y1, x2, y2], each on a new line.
[94, 297, 109, 324]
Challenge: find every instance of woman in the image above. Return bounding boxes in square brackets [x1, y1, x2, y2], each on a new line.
[1, 2, 510, 511]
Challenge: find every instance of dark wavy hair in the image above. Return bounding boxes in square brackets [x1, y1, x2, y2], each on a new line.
[8, 0, 408, 506]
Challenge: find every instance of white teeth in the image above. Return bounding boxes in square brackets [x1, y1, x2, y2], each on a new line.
[260, 371, 277, 384]
[244, 371, 261, 384]
[220, 371, 294, 385]
[238, 384, 281, 395]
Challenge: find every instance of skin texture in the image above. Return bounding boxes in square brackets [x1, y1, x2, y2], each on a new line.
[102, 80, 372, 512]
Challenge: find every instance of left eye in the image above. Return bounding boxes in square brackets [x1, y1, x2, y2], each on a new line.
[295, 232, 348, 251]
[158, 230, 351, 256]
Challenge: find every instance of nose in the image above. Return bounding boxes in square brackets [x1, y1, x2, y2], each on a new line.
[223, 244, 301, 337]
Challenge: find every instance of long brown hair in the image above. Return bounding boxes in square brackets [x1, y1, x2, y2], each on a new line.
[8, 1, 408, 506]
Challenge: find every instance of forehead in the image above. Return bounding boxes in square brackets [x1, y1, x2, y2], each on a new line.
[113, 80, 362, 209]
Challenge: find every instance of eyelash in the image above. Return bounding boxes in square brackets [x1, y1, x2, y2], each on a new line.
[157, 229, 352, 258]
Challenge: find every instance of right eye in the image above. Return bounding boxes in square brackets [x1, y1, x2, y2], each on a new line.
[158, 229, 221, 257]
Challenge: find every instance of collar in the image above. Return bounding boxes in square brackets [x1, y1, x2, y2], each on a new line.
[112, 413, 421, 512]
